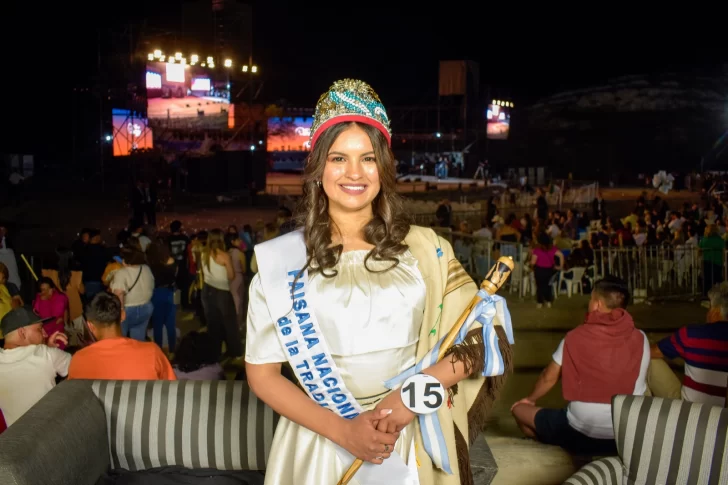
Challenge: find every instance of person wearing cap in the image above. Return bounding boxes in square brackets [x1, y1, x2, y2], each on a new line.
[0, 307, 70, 427]
[245, 79, 513, 485]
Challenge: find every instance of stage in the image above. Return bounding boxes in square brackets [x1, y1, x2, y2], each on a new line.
[147, 96, 229, 119]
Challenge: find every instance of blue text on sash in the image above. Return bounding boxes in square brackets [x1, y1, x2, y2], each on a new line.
[275, 269, 359, 419]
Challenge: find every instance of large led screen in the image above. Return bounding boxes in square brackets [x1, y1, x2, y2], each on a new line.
[486, 103, 510, 140]
[111, 109, 153, 156]
[146, 61, 229, 119]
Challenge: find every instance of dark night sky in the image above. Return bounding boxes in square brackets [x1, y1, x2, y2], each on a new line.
[139, 2, 728, 105]
[3, 2, 727, 153]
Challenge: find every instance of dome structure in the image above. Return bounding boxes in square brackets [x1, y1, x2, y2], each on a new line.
[516, 73, 728, 180]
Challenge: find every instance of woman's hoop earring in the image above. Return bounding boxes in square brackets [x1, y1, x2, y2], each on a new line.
[317, 181, 322, 187]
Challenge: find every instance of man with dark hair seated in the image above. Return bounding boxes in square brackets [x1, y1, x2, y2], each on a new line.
[510, 276, 649, 454]
[68, 293, 175, 381]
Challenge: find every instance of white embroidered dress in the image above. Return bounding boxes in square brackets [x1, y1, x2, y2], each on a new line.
[245, 250, 426, 485]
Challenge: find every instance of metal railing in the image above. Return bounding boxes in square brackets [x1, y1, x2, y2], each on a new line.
[433, 229, 528, 296]
[593, 245, 723, 301]
[426, 230, 726, 302]
[11, 230, 722, 306]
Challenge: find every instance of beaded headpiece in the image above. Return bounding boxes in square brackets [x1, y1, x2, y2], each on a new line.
[310, 79, 392, 150]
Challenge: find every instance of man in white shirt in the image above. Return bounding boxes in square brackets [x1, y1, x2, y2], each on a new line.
[0, 308, 70, 427]
[511, 277, 650, 454]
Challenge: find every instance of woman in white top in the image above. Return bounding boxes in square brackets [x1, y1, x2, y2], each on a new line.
[110, 246, 154, 341]
[201, 229, 242, 360]
[244, 80, 513, 485]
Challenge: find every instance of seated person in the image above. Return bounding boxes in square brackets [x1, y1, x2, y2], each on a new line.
[68, 293, 175, 381]
[511, 276, 649, 454]
[32, 277, 70, 350]
[173, 331, 224, 380]
[0, 262, 23, 325]
[0, 307, 70, 427]
[0, 262, 22, 306]
[649, 281, 728, 407]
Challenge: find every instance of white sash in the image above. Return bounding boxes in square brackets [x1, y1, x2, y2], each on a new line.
[254, 230, 413, 484]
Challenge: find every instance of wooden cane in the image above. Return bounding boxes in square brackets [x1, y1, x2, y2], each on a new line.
[337, 256, 514, 485]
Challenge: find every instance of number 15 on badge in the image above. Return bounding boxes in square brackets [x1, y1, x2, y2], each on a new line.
[400, 374, 445, 414]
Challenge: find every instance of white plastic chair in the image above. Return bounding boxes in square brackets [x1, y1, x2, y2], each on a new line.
[558, 267, 587, 297]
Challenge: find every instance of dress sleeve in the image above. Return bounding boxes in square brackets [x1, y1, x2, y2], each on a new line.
[245, 273, 287, 364]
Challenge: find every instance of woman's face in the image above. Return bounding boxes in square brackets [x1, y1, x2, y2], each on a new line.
[321, 124, 381, 217]
[40, 283, 53, 299]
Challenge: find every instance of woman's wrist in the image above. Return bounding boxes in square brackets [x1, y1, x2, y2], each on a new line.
[326, 413, 350, 445]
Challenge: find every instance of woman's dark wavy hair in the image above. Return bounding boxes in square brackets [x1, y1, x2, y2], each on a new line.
[297, 121, 411, 277]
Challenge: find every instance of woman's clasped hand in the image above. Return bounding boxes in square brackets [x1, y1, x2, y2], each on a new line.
[333, 408, 400, 464]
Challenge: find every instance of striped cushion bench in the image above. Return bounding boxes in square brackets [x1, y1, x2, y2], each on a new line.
[564, 395, 728, 485]
[614, 395, 727, 485]
[91, 380, 279, 472]
[564, 457, 624, 485]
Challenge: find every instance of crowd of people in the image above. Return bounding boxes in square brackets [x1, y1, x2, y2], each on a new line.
[439, 188, 728, 308]
[0, 77, 726, 485]
[428, 186, 728, 458]
[0, 207, 296, 430]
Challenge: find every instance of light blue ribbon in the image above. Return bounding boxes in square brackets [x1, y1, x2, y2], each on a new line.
[383, 291, 513, 473]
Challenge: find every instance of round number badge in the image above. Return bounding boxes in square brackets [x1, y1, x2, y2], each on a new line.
[399, 374, 445, 414]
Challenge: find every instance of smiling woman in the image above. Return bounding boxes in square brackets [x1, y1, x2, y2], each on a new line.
[300, 118, 409, 274]
[324, 127, 380, 205]
[244, 79, 513, 485]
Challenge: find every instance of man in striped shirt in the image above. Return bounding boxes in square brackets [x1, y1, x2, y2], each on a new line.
[650, 282, 728, 407]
